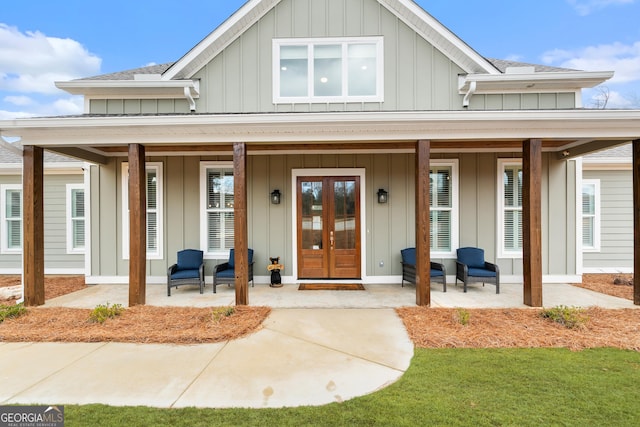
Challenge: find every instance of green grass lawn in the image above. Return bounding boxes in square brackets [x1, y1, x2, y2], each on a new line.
[66, 348, 640, 426]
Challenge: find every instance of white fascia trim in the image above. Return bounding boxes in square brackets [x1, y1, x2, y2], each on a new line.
[381, 0, 498, 75]
[56, 80, 200, 100]
[459, 71, 615, 93]
[4, 109, 640, 145]
[163, 0, 282, 80]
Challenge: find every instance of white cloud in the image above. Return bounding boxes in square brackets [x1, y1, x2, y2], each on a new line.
[4, 95, 33, 106]
[567, 0, 635, 16]
[0, 23, 101, 95]
[542, 41, 640, 84]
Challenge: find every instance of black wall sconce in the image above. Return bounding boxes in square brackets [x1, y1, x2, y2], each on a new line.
[271, 189, 281, 205]
[377, 188, 388, 204]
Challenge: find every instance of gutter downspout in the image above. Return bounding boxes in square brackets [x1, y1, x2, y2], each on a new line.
[463, 80, 477, 108]
[184, 80, 200, 112]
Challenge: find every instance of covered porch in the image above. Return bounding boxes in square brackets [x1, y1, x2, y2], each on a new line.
[9, 110, 640, 308]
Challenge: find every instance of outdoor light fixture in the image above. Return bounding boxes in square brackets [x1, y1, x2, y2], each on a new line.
[271, 189, 281, 205]
[377, 188, 388, 204]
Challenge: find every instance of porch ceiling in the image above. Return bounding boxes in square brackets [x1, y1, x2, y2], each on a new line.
[2, 110, 639, 163]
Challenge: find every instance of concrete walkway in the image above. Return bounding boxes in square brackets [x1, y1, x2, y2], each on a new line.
[2, 282, 636, 409]
[0, 309, 413, 408]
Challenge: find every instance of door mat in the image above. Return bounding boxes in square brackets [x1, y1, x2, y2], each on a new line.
[298, 283, 365, 291]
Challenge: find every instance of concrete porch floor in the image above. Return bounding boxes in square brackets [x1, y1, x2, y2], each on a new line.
[44, 281, 637, 309]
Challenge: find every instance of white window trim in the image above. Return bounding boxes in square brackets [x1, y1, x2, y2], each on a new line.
[431, 160, 459, 258]
[200, 161, 234, 259]
[582, 179, 601, 252]
[66, 183, 86, 254]
[497, 159, 523, 259]
[1, 184, 22, 254]
[121, 162, 164, 260]
[273, 36, 384, 104]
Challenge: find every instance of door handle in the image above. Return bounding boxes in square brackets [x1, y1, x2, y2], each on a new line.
[330, 230, 334, 249]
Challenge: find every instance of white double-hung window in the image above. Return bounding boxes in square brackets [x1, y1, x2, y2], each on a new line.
[582, 180, 600, 251]
[66, 184, 86, 253]
[1, 185, 22, 253]
[498, 160, 523, 257]
[273, 37, 383, 103]
[121, 162, 163, 259]
[430, 161, 459, 256]
[200, 162, 234, 258]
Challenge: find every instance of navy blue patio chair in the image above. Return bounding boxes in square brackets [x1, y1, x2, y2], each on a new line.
[455, 247, 500, 293]
[167, 249, 205, 296]
[213, 248, 255, 293]
[400, 248, 447, 292]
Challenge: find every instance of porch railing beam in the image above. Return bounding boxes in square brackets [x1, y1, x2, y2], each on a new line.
[523, 139, 543, 307]
[234, 142, 249, 306]
[23, 146, 45, 307]
[416, 139, 431, 306]
[128, 143, 147, 306]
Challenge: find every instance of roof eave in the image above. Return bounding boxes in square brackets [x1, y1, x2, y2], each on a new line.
[459, 71, 615, 93]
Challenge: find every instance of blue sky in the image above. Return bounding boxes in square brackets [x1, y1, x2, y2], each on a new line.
[1, 0, 639, 119]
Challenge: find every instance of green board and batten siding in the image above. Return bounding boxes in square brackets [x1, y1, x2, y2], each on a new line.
[89, 152, 576, 280]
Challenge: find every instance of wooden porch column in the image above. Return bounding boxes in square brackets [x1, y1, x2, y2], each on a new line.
[522, 139, 543, 307]
[128, 144, 146, 306]
[23, 146, 45, 306]
[234, 142, 249, 306]
[633, 139, 640, 305]
[415, 139, 431, 306]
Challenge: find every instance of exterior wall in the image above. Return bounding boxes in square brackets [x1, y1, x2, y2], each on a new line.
[583, 169, 633, 271]
[85, 0, 577, 115]
[0, 171, 85, 273]
[88, 151, 577, 283]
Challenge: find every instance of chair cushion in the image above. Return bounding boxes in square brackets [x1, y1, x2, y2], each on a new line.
[171, 269, 200, 280]
[430, 269, 444, 277]
[457, 247, 485, 268]
[467, 267, 496, 278]
[401, 248, 416, 265]
[216, 268, 236, 279]
[177, 250, 203, 270]
[228, 248, 254, 268]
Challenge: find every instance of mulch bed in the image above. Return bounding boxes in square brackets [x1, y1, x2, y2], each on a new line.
[0, 306, 271, 344]
[1, 274, 639, 349]
[0, 275, 87, 304]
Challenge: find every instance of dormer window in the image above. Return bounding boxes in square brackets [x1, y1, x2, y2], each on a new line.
[273, 37, 383, 103]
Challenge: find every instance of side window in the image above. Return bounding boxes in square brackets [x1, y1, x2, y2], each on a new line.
[1, 185, 22, 253]
[582, 180, 600, 251]
[121, 163, 163, 259]
[429, 161, 459, 256]
[200, 162, 234, 257]
[67, 184, 86, 253]
[498, 160, 523, 257]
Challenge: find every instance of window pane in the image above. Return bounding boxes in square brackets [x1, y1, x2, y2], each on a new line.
[280, 45, 308, 97]
[73, 219, 85, 249]
[430, 210, 451, 252]
[504, 210, 523, 251]
[223, 172, 234, 208]
[582, 184, 595, 215]
[314, 45, 342, 97]
[348, 44, 376, 96]
[72, 189, 85, 218]
[7, 190, 21, 218]
[208, 212, 221, 251]
[147, 212, 157, 251]
[504, 169, 515, 207]
[8, 220, 21, 249]
[147, 171, 157, 210]
[583, 217, 594, 247]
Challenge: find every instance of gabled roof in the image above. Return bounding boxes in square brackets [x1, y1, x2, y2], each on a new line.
[162, 0, 499, 80]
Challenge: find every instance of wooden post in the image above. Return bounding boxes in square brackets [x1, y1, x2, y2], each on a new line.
[633, 139, 640, 305]
[23, 146, 45, 306]
[415, 140, 431, 306]
[128, 144, 146, 306]
[234, 142, 249, 306]
[523, 139, 543, 307]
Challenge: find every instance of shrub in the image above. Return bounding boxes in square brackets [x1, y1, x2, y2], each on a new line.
[212, 306, 235, 322]
[540, 305, 588, 329]
[89, 303, 124, 324]
[0, 303, 27, 323]
[453, 308, 470, 326]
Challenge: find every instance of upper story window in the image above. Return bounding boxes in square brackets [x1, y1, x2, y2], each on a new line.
[273, 37, 384, 104]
